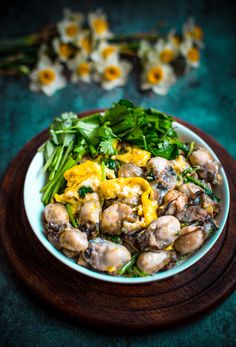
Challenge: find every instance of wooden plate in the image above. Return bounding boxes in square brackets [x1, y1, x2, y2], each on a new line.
[0, 111, 236, 332]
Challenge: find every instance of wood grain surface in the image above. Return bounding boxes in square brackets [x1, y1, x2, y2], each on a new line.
[0, 111, 235, 332]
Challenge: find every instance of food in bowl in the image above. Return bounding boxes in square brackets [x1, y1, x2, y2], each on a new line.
[40, 99, 221, 277]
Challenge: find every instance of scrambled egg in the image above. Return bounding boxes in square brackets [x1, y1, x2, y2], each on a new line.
[55, 160, 102, 212]
[112, 147, 151, 167]
[172, 155, 189, 173]
[54, 160, 158, 226]
[100, 177, 158, 226]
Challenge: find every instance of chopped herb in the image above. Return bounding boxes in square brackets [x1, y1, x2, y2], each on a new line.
[118, 253, 139, 276]
[111, 235, 122, 244]
[146, 171, 155, 182]
[187, 141, 195, 158]
[78, 185, 94, 198]
[66, 204, 78, 228]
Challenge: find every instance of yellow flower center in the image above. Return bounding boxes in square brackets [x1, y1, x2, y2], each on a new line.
[104, 65, 121, 81]
[160, 48, 174, 63]
[192, 26, 203, 40]
[187, 47, 200, 62]
[171, 35, 181, 47]
[80, 37, 92, 53]
[93, 18, 108, 35]
[59, 43, 73, 58]
[102, 46, 115, 59]
[77, 62, 90, 76]
[65, 23, 78, 37]
[147, 66, 164, 84]
[38, 69, 56, 85]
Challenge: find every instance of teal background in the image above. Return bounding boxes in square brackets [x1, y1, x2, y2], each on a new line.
[0, 0, 235, 346]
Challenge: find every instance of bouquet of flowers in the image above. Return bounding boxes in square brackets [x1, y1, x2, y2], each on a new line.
[0, 9, 204, 96]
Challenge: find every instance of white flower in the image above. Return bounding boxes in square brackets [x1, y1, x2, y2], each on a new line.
[68, 54, 92, 83]
[63, 8, 85, 23]
[93, 56, 131, 90]
[88, 9, 113, 40]
[140, 62, 176, 95]
[29, 56, 66, 96]
[153, 38, 179, 64]
[183, 17, 204, 47]
[91, 40, 119, 63]
[180, 37, 200, 68]
[138, 40, 153, 60]
[52, 38, 74, 62]
[57, 9, 84, 43]
[74, 30, 93, 56]
[167, 29, 181, 50]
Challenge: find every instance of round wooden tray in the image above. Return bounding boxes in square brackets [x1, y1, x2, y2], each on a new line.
[0, 111, 236, 332]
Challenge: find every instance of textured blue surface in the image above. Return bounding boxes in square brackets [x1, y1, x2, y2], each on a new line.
[0, 0, 236, 346]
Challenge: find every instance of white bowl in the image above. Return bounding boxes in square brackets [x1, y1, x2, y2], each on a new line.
[23, 121, 230, 284]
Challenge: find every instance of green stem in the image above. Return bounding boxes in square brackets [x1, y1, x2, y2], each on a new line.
[66, 204, 78, 228]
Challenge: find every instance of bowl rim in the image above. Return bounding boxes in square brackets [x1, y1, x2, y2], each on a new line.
[23, 120, 230, 284]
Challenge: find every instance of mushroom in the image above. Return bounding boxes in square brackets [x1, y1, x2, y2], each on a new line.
[59, 224, 88, 253]
[83, 238, 131, 273]
[118, 163, 143, 178]
[174, 226, 204, 255]
[44, 203, 69, 225]
[137, 215, 180, 250]
[100, 203, 134, 235]
[137, 251, 173, 274]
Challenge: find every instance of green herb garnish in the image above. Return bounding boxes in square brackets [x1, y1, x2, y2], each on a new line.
[66, 204, 78, 228]
[40, 99, 187, 204]
[78, 185, 94, 198]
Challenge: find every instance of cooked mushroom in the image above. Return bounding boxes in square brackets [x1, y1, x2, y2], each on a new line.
[59, 224, 88, 253]
[118, 163, 143, 178]
[137, 215, 180, 250]
[137, 251, 173, 274]
[175, 227, 204, 255]
[161, 190, 188, 215]
[83, 238, 131, 273]
[44, 203, 69, 225]
[100, 203, 134, 235]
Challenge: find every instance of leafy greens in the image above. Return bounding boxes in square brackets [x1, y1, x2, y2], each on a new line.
[40, 99, 187, 205]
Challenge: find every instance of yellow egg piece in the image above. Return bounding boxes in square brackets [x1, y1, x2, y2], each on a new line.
[112, 147, 151, 167]
[100, 177, 157, 226]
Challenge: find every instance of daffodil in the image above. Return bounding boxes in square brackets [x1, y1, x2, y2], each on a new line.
[52, 38, 75, 62]
[183, 17, 204, 47]
[167, 29, 181, 50]
[29, 56, 66, 96]
[94, 56, 131, 90]
[180, 37, 200, 68]
[88, 9, 113, 40]
[74, 30, 93, 56]
[91, 40, 119, 63]
[153, 38, 179, 64]
[68, 54, 92, 83]
[63, 8, 85, 23]
[57, 9, 84, 43]
[140, 62, 176, 95]
[138, 40, 152, 60]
